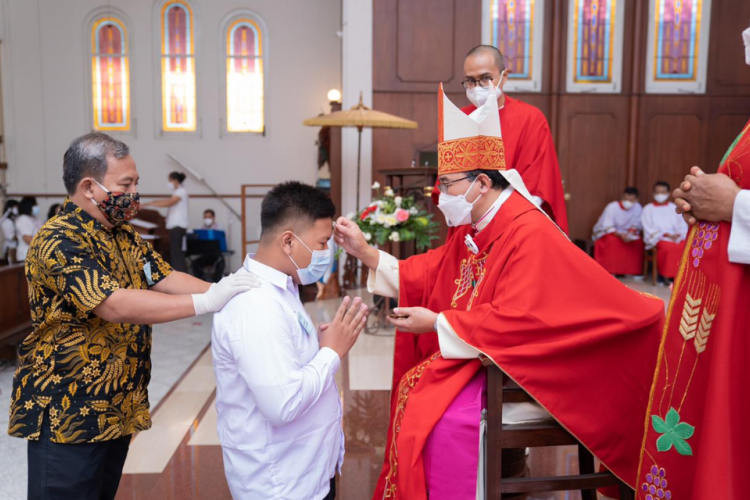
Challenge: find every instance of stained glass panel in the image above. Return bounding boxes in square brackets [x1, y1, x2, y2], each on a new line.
[573, 0, 616, 83]
[653, 0, 701, 81]
[226, 19, 264, 133]
[91, 18, 130, 131]
[490, 0, 534, 80]
[161, 1, 196, 132]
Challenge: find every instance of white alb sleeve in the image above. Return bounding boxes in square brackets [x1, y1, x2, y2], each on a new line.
[366, 250, 400, 298]
[728, 190, 750, 265]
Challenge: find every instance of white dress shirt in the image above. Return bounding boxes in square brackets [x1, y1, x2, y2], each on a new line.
[1, 217, 16, 251]
[166, 186, 189, 229]
[212, 255, 344, 500]
[729, 189, 750, 265]
[15, 214, 39, 261]
[367, 188, 551, 424]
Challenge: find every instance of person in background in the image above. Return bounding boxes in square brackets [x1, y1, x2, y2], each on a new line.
[1, 199, 20, 263]
[640, 181, 688, 284]
[47, 203, 62, 220]
[8, 132, 259, 500]
[201, 209, 221, 230]
[143, 171, 189, 272]
[592, 187, 644, 276]
[15, 196, 41, 262]
[192, 209, 225, 282]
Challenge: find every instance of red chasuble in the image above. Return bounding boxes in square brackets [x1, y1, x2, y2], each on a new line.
[636, 120, 750, 499]
[372, 192, 663, 500]
[431, 96, 569, 234]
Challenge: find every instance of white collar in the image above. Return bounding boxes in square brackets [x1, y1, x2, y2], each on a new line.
[242, 254, 294, 290]
[473, 186, 514, 233]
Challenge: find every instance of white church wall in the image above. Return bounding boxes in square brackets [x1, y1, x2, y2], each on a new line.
[0, 0, 341, 265]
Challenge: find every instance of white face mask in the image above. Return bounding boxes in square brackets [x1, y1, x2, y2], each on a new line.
[743, 27, 750, 65]
[621, 200, 635, 210]
[204, 218, 214, 227]
[288, 233, 331, 285]
[167, 182, 176, 190]
[654, 194, 669, 204]
[438, 177, 482, 227]
[465, 72, 505, 108]
[11, 207, 19, 216]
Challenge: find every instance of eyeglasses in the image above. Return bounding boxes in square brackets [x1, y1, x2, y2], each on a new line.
[438, 175, 474, 193]
[461, 75, 497, 90]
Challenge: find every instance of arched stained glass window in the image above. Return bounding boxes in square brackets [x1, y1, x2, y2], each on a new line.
[91, 17, 130, 131]
[225, 18, 264, 133]
[161, 0, 196, 132]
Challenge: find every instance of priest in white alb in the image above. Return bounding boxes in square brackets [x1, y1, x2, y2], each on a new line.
[640, 181, 688, 281]
[592, 187, 644, 275]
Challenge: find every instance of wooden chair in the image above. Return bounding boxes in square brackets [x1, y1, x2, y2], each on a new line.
[483, 358, 634, 500]
[642, 247, 658, 285]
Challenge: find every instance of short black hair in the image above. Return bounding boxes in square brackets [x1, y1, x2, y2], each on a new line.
[169, 171, 186, 184]
[19, 196, 37, 216]
[466, 45, 506, 73]
[624, 186, 639, 197]
[467, 170, 510, 190]
[654, 181, 671, 191]
[204, 209, 216, 217]
[63, 132, 130, 194]
[3, 199, 19, 213]
[47, 204, 62, 220]
[260, 181, 336, 236]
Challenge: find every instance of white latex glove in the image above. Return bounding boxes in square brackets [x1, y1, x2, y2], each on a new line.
[192, 273, 261, 315]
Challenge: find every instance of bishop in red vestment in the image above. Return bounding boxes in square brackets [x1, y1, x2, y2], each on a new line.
[431, 45, 569, 234]
[336, 83, 663, 500]
[636, 118, 750, 499]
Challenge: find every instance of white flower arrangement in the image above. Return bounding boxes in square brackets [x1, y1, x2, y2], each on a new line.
[364, 232, 372, 241]
[389, 231, 400, 242]
[372, 181, 381, 189]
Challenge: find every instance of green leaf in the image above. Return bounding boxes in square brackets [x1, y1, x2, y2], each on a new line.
[673, 422, 695, 440]
[666, 407, 680, 428]
[656, 434, 674, 452]
[651, 415, 668, 434]
[672, 436, 693, 456]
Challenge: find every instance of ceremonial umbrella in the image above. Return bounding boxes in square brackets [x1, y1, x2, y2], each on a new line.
[303, 93, 418, 210]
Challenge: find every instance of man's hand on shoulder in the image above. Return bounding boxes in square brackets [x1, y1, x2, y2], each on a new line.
[192, 273, 261, 315]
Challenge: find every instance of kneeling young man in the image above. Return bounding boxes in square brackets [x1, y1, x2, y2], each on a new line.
[212, 182, 368, 500]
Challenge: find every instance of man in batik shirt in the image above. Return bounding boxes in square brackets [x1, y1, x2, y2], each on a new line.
[8, 132, 258, 500]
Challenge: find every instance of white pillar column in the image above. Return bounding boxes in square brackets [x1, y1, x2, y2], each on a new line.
[341, 0, 372, 218]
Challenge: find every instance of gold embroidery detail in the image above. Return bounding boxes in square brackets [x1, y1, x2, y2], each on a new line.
[384, 352, 441, 499]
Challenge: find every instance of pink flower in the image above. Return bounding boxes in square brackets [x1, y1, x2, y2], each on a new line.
[395, 209, 410, 223]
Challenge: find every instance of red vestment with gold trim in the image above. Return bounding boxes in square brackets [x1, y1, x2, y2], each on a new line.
[635, 120, 750, 499]
[372, 192, 663, 500]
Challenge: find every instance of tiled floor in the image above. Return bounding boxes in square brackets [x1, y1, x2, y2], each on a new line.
[0, 278, 671, 500]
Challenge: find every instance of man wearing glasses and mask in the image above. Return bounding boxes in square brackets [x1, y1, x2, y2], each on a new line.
[433, 45, 569, 235]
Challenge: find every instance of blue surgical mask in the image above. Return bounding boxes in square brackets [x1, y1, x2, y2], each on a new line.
[288, 234, 331, 285]
[32, 206, 40, 217]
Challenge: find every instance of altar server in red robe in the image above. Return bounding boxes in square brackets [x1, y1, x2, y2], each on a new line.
[335, 84, 663, 500]
[634, 27, 750, 499]
[432, 45, 569, 234]
[641, 181, 688, 281]
[593, 187, 645, 276]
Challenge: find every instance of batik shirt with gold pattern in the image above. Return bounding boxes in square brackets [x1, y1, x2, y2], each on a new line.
[8, 199, 173, 443]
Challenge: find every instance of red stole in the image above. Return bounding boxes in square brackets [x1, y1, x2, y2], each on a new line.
[431, 96, 569, 234]
[636, 119, 750, 499]
[373, 193, 663, 500]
